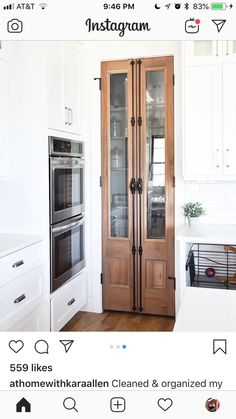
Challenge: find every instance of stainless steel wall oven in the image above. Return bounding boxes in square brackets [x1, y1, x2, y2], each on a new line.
[49, 136, 85, 292]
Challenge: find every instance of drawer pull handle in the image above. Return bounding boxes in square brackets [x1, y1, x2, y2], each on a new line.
[14, 294, 26, 304]
[68, 298, 76, 306]
[12, 260, 24, 268]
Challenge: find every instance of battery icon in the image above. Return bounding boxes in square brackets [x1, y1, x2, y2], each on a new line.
[211, 3, 226, 9]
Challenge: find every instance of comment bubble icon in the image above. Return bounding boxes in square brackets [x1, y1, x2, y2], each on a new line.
[34, 340, 49, 355]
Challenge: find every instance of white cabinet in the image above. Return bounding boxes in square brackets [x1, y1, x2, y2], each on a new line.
[0, 41, 8, 62]
[50, 270, 87, 331]
[223, 63, 236, 176]
[0, 60, 8, 178]
[184, 65, 222, 178]
[47, 42, 81, 134]
[184, 42, 236, 179]
[184, 41, 236, 66]
[0, 240, 45, 331]
[184, 41, 222, 66]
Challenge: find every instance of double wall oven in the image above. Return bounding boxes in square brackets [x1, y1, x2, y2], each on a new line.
[49, 136, 85, 292]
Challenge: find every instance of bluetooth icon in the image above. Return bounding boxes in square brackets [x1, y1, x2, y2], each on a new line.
[184, 2, 189, 9]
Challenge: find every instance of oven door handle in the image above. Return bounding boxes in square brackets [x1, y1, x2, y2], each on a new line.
[52, 218, 84, 234]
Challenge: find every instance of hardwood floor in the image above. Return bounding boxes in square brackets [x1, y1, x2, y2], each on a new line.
[62, 311, 175, 332]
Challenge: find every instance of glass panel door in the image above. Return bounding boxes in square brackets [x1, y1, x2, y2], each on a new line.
[146, 70, 166, 239]
[109, 73, 128, 238]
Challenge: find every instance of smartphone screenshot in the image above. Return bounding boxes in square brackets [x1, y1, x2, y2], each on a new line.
[0, 0, 235, 416]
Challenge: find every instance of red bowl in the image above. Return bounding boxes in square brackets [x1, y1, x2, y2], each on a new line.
[205, 267, 216, 278]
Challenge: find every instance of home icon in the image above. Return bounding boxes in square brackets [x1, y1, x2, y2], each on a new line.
[16, 398, 31, 413]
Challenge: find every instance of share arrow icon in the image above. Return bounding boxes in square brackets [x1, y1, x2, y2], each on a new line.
[59, 340, 74, 353]
[212, 19, 226, 33]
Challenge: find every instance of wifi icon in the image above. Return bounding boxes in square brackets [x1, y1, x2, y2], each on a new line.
[39, 3, 47, 9]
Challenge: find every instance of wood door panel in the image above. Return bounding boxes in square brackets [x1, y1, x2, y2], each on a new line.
[102, 57, 175, 317]
[139, 56, 175, 316]
[146, 260, 166, 289]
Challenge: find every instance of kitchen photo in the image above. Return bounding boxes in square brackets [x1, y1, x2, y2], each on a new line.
[0, 40, 236, 332]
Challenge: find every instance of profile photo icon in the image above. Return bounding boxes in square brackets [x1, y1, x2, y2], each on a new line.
[7, 19, 23, 33]
[205, 398, 220, 412]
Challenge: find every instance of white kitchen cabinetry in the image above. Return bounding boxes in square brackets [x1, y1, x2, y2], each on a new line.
[0, 59, 8, 178]
[184, 65, 222, 178]
[184, 41, 236, 66]
[0, 41, 8, 62]
[50, 270, 87, 331]
[47, 42, 81, 134]
[0, 240, 45, 331]
[223, 63, 236, 175]
[184, 42, 236, 179]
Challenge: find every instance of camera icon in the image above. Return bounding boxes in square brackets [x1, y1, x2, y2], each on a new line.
[7, 19, 23, 33]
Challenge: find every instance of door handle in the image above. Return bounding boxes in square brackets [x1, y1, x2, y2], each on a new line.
[12, 260, 24, 268]
[65, 107, 69, 125]
[225, 148, 230, 168]
[14, 294, 26, 304]
[68, 298, 76, 306]
[69, 108, 73, 125]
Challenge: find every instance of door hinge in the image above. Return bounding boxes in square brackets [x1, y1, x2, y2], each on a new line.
[173, 176, 175, 188]
[100, 273, 103, 285]
[168, 276, 176, 290]
[173, 74, 175, 86]
[130, 178, 136, 194]
[132, 245, 136, 255]
[138, 117, 142, 126]
[131, 117, 135, 126]
[138, 246, 143, 256]
[94, 77, 102, 90]
[137, 178, 143, 194]
[100, 176, 102, 187]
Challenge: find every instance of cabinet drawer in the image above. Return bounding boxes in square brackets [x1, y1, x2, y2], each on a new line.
[0, 266, 43, 331]
[0, 241, 42, 288]
[51, 271, 87, 331]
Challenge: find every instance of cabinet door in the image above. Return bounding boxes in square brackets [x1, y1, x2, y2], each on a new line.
[47, 43, 65, 132]
[62, 43, 80, 134]
[223, 63, 236, 176]
[0, 41, 8, 62]
[222, 41, 236, 64]
[184, 65, 223, 177]
[0, 60, 8, 178]
[184, 41, 222, 66]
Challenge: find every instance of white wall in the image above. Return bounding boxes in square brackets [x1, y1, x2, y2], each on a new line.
[184, 181, 236, 225]
[81, 41, 183, 313]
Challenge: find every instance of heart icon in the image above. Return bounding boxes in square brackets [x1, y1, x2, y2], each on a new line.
[9, 340, 24, 353]
[157, 398, 173, 411]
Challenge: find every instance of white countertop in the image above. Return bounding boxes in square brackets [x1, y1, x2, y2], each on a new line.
[0, 234, 42, 258]
[174, 287, 236, 331]
[176, 224, 236, 244]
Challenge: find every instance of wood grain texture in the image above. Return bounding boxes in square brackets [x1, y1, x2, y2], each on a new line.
[62, 311, 175, 332]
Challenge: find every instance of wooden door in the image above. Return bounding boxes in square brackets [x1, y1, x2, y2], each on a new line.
[102, 60, 136, 312]
[102, 57, 175, 315]
[138, 57, 175, 315]
[223, 63, 236, 176]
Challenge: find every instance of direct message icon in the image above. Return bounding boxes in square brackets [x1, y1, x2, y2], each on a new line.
[213, 339, 227, 355]
[157, 398, 173, 411]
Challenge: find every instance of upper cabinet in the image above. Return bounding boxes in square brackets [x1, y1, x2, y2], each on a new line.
[183, 41, 236, 180]
[184, 41, 236, 66]
[47, 42, 82, 135]
[0, 41, 8, 62]
[0, 60, 8, 179]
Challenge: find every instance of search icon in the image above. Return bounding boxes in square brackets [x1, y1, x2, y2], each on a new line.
[63, 397, 78, 413]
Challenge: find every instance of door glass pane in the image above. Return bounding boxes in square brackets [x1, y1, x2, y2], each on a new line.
[110, 73, 128, 238]
[194, 41, 213, 57]
[146, 70, 165, 240]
